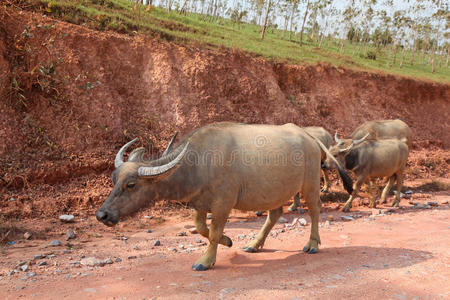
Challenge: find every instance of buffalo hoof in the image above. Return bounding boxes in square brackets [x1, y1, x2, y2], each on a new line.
[224, 236, 233, 248]
[287, 206, 297, 212]
[192, 263, 210, 271]
[242, 246, 257, 253]
[255, 211, 263, 216]
[392, 202, 400, 207]
[302, 246, 318, 254]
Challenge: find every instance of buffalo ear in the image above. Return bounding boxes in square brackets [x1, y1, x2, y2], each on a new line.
[344, 149, 359, 170]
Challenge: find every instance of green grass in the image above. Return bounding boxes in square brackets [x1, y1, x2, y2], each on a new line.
[23, 0, 450, 83]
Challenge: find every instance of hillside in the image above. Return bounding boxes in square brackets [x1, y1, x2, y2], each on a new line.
[0, 4, 449, 219]
[8, 0, 450, 83]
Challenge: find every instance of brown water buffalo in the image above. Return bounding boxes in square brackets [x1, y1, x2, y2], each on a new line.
[324, 135, 409, 212]
[335, 119, 412, 149]
[96, 122, 353, 271]
[287, 126, 333, 212]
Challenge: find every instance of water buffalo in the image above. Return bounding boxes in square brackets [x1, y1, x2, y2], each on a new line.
[96, 122, 353, 271]
[324, 135, 409, 212]
[287, 126, 333, 212]
[255, 126, 333, 216]
[335, 119, 412, 149]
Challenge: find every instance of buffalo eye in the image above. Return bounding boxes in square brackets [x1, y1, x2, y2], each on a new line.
[126, 182, 136, 189]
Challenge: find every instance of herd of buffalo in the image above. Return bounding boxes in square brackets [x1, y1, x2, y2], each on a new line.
[95, 119, 412, 271]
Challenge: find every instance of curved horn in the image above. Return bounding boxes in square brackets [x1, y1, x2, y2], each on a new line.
[138, 142, 189, 177]
[335, 132, 342, 144]
[162, 132, 178, 156]
[128, 147, 146, 162]
[114, 138, 138, 168]
[353, 133, 370, 145]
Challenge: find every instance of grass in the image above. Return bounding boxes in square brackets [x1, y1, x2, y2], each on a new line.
[19, 0, 450, 83]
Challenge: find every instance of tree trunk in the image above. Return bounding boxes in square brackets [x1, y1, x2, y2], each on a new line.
[180, 0, 189, 14]
[446, 48, 449, 68]
[431, 42, 436, 73]
[299, 0, 310, 47]
[399, 47, 405, 68]
[391, 43, 398, 67]
[260, 0, 272, 40]
[282, 15, 288, 40]
[288, 3, 296, 41]
[409, 43, 415, 66]
[341, 40, 346, 54]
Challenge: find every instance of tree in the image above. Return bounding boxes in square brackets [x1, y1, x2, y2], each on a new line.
[260, 0, 274, 40]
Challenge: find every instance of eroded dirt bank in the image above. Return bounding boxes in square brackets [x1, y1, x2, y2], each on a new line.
[0, 6, 449, 219]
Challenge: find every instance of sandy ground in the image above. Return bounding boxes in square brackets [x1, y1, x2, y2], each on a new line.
[1, 180, 449, 300]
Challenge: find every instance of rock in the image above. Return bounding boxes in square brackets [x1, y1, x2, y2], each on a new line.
[153, 240, 161, 246]
[103, 258, 113, 265]
[38, 261, 47, 266]
[341, 215, 355, 221]
[27, 272, 36, 277]
[427, 201, 438, 207]
[371, 209, 382, 216]
[237, 234, 246, 239]
[177, 231, 187, 236]
[18, 261, 27, 266]
[167, 247, 177, 252]
[195, 239, 203, 243]
[133, 245, 140, 250]
[20, 265, 29, 272]
[278, 217, 288, 223]
[7, 270, 18, 276]
[184, 224, 195, 229]
[189, 228, 198, 234]
[47, 254, 56, 259]
[115, 258, 122, 263]
[298, 218, 307, 226]
[59, 215, 75, 223]
[70, 261, 81, 267]
[33, 254, 44, 260]
[23, 232, 32, 240]
[178, 244, 185, 250]
[325, 220, 331, 227]
[83, 288, 97, 293]
[144, 216, 153, 220]
[80, 257, 103, 267]
[146, 229, 152, 233]
[66, 229, 76, 240]
[405, 190, 413, 195]
[49, 240, 62, 247]
[127, 256, 137, 260]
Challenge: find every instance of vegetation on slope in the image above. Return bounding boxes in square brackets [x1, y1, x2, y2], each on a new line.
[6, 0, 450, 83]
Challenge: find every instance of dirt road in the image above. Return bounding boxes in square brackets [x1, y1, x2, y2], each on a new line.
[1, 183, 449, 300]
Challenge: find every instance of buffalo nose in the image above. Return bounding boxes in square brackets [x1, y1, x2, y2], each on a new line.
[96, 210, 108, 222]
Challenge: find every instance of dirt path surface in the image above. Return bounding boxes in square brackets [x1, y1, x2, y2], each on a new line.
[1, 180, 449, 300]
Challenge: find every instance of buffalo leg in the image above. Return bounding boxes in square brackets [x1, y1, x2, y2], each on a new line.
[243, 206, 283, 253]
[193, 209, 232, 247]
[287, 193, 301, 212]
[321, 169, 330, 192]
[392, 172, 404, 207]
[302, 182, 321, 254]
[367, 179, 377, 208]
[192, 206, 231, 271]
[342, 176, 365, 212]
[380, 176, 395, 204]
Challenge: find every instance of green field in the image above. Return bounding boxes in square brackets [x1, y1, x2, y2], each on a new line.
[21, 0, 450, 83]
